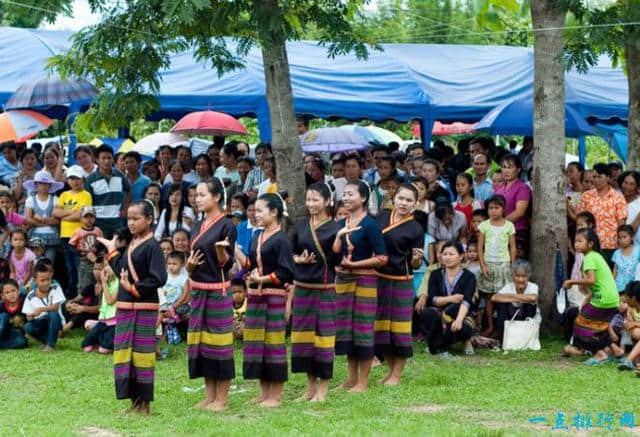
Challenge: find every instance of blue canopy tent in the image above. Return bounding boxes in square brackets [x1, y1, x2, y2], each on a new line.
[0, 26, 629, 156]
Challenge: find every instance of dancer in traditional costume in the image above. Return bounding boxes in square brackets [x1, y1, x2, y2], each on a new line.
[290, 182, 340, 402]
[332, 181, 387, 393]
[237, 193, 295, 407]
[100, 200, 167, 415]
[375, 184, 425, 385]
[186, 178, 237, 411]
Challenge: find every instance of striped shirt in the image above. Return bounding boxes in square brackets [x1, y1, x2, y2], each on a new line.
[85, 168, 130, 237]
[243, 167, 265, 192]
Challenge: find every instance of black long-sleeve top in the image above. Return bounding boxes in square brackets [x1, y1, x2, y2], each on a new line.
[426, 268, 476, 311]
[190, 217, 236, 283]
[291, 218, 341, 284]
[247, 230, 295, 289]
[109, 238, 167, 303]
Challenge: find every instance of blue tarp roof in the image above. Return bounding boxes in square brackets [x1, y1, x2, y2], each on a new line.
[0, 26, 629, 143]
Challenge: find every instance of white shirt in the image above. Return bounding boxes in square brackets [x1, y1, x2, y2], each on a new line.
[22, 284, 66, 324]
[497, 282, 541, 322]
[154, 207, 195, 240]
[626, 197, 640, 245]
[164, 170, 199, 185]
[25, 195, 59, 235]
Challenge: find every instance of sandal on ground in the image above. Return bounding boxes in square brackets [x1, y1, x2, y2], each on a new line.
[583, 357, 606, 366]
[618, 358, 635, 371]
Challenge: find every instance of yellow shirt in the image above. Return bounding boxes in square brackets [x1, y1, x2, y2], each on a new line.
[57, 190, 92, 238]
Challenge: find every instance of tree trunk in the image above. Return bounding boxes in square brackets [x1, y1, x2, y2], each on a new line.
[260, 39, 306, 223]
[530, 0, 567, 331]
[625, 35, 640, 169]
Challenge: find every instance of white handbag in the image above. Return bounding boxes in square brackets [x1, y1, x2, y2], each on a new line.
[502, 308, 541, 351]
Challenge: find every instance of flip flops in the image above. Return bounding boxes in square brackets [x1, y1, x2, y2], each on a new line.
[618, 358, 636, 371]
[583, 357, 607, 366]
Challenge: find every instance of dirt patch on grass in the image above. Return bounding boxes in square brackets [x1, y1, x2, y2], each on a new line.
[77, 427, 121, 437]
[404, 404, 446, 414]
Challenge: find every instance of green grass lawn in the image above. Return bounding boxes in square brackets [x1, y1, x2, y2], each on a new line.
[1, 333, 638, 436]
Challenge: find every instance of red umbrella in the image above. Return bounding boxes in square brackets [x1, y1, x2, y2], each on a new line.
[170, 110, 248, 136]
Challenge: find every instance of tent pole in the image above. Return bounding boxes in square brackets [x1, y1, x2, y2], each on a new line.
[419, 116, 434, 150]
[578, 136, 586, 167]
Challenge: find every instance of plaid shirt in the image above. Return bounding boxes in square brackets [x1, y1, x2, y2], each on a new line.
[243, 167, 265, 192]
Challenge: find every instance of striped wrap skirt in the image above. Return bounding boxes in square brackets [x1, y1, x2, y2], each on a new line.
[113, 306, 158, 402]
[374, 277, 414, 359]
[242, 290, 288, 382]
[291, 282, 336, 379]
[187, 283, 235, 381]
[334, 271, 377, 360]
[572, 302, 617, 353]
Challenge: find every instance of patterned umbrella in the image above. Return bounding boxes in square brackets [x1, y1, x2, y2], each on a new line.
[5, 75, 98, 109]
[171, 110, 248, 136]
[300, 127, 370, 153]
[0, 110, 52, 143]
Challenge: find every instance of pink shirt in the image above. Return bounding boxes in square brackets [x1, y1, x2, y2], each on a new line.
[494, 179, 532, 232]
[10, 248, 35, 286]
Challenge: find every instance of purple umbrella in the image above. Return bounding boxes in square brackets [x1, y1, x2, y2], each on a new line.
[5, 75, 97, 110]
[300, 127, 370, 153]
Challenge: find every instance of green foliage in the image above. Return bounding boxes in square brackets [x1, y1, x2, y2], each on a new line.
[49, 0, 376, 131]
[564, 0, 639, 73]
[0, 0, 72, 27]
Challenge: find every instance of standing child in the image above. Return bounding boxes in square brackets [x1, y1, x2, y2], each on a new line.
[563, 229, 620, 364]
[69, 207, 104, 298]
[22, 261, 66, 351]
[98, 200, 167, 415]
[470, 208, 489, 244]
[53, 166, 92, 299]
[158, 251, 189, 345]
[0, 279, 28, 349]
[477, 195, 516, 337]
[231, 278, 247, 340]
[454, 173, 482, 230]
[8, 229, 35, 290]
[82, 262, 118, 354]
[612, 225, 640, 293]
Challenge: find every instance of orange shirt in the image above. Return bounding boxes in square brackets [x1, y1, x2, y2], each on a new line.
[577, 188, 627, 249]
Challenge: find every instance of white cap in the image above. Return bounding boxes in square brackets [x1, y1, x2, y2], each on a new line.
[66, 165, 85, 179]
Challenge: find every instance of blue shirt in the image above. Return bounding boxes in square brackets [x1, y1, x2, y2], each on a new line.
[473, 177, 494, 203]
[0, 156, 19, 185]
[128, 173, 151, 202]
[612, 246, 640, 292]
[337, 215, 386, 262]
[236, 220, 261, 257]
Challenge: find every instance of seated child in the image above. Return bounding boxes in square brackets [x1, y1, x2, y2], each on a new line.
[0, 279, 27, 349]
[82, 262, 118, 354]
[491, 260, 540, 341]
[62, 262, 101, 334]
[22, 261, 66, 351]
[616, 281, 640, 370]
[158, 251, 189, 345]
[231, 278, 247, 340]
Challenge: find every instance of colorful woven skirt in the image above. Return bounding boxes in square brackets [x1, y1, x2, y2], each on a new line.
[291, 282, 336, 379]
[113, 308, 157, 402]
[187, 287, 235, 380]
[334, 272, 377, 360]
[572, 302, 617, 353]
[243, 292, 288, 382]
[374, 277, 414, 359]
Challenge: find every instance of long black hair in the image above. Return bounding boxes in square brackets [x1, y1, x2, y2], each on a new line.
[258, 192, 288, 222]
[162, 184, 186, 238]
[575, 228, 601, 253]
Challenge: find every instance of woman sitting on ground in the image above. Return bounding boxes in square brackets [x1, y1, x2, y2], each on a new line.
[414, 240, 476, 358]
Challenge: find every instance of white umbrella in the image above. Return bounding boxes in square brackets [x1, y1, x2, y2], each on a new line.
[128, 132, 187, 156]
